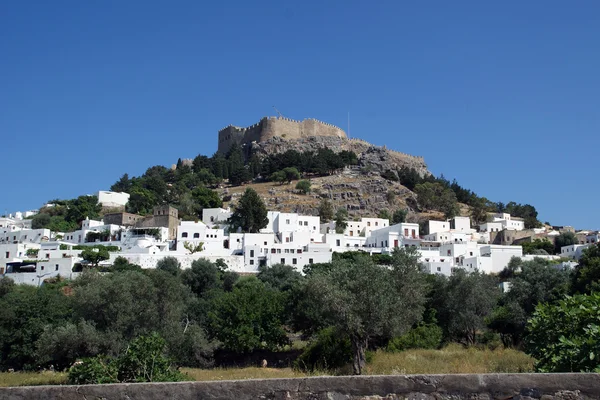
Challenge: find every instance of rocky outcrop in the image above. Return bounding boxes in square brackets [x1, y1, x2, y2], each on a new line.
[3, 373, 600, 399]
[220, 172, 418, 220]
[249, 136, 429, 177]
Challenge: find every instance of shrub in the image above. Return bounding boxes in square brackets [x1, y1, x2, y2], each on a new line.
[295, 180, 311, 194]
[68, 333, 186, 384]
[387, 323, 442, 352]
[68, 356, 118, 385]
[526, 292, 600, 372]
[295, 327, 352, 372]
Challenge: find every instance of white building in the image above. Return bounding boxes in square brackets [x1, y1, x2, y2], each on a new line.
[63, 218, 123, 246]
[97, 191, 130, 208]
[560, 244, 591, 260]
[365, 222, 420, 250]
[202, 207, 232, 227]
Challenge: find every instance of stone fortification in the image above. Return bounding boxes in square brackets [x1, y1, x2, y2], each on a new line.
[3, 373, 600, 399]
[218, 117, 347, 154]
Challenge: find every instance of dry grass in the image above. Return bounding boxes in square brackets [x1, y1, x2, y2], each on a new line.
[0, 371, 67, 387]
[365, 344, 535, 375]
[181, 367, 317, 381]
[0, 346, 534, 387]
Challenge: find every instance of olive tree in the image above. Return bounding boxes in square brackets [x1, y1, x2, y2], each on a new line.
[305, 248, 427, 374]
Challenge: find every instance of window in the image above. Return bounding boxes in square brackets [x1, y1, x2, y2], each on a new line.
[336, 239, 340, 246]
[264, 241, 267, 245]
[55, 264, 59, 271]
[250, 250, 254, 257]
[297, 249, 302, 254]
[281, 258, 285, 264]
[367, 222, 371, 227]
[437, 267, 441, 272]
[304, 221, 308, 226]
[292, 258, 297, 265]
[46, 253, 50, 259]
[286, 219, 290, 224]
[249, 260, 254, 265]
[447, 250, 452, 256]
[271, 248, 276, 254]
[277, 249, 281, 253]
[182, 232, 188, 238]
[375, 222, 379, 226]
[469, 252, 473, 256]
[41, 266, 44, 271]
[309, 258, 314, 264]
[411, 229, 416, 238]
[285, 237, 290, 243]
[404, 229, 409, 236]
[5, 252, 9, 258]
[193, 233, 200, 238]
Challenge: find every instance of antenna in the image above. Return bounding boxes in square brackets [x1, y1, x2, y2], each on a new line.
[272, 106, 284, 119]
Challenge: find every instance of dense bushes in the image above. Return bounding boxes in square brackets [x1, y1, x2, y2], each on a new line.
[68, 333, 186, 384]
[294, 327, 352, 372]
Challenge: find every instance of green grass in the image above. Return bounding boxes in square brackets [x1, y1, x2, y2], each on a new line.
[365, 344, 535, 375]
[0, 345, 535, 387]
[0, 371, 67, 387]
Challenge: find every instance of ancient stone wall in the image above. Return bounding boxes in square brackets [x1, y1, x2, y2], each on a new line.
[217, 117, 347, 154]
[2, 373, 600, 399]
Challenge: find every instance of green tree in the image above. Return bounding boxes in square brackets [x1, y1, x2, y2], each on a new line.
[80, 246, 110, 268]
[31, 213, 51, 229]
[112, 257, 141, 272]
[489, 257, 572, 347]
[228, 167, 252, 186]
[66, 195, 102, 225]
[127, 187, 156, 215]
[521, 239, 555, 255]
[295, 180, 311, 194]
[438, 270, 500, 345]
[207, 277, 289, 353]
[111, 173, 131, 193]
[392, 209, 408, 224]
[0, 284, 71, 370]
[334, 208, 348, 234]
[470, 197, 489, 225]
[228, 188, 268, 233]
[156, 257, 181, 276]
[305, 248, 427, 374]
[283, 167, 301, 183]
[318, 199, 334, 222]
[378, 209, 391, 221]
[572, 243, 600, 294]
[191, 187, 222, 216]
[554, 232, 578, 255]
[526, 292, 600, 372]
[257, 263, 303, 292]
[269, 170, 287, 185]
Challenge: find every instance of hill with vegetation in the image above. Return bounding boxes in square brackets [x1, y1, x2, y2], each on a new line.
[28, 135, 543, 231]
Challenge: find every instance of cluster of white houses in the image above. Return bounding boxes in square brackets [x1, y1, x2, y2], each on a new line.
[0, 195, 596, 286]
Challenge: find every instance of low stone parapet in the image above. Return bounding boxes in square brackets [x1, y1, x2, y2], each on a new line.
[2, 373, 600, 399]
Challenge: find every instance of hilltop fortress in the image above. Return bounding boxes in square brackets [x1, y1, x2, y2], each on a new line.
[217, 116, 347, 154]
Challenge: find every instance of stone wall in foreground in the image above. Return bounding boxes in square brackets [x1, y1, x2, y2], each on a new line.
[2, 373, 600, 400]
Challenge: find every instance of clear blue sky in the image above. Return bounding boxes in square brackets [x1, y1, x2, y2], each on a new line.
[1, 1, 598, 228]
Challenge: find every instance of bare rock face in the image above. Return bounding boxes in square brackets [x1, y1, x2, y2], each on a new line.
[249, 136, 429, 177]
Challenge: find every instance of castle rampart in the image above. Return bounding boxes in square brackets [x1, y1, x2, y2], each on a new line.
[217, 117, 347, 154]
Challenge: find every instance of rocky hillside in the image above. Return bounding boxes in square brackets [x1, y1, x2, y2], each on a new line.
[249, 136, 429, 178]
[219, 168, 449, 223]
